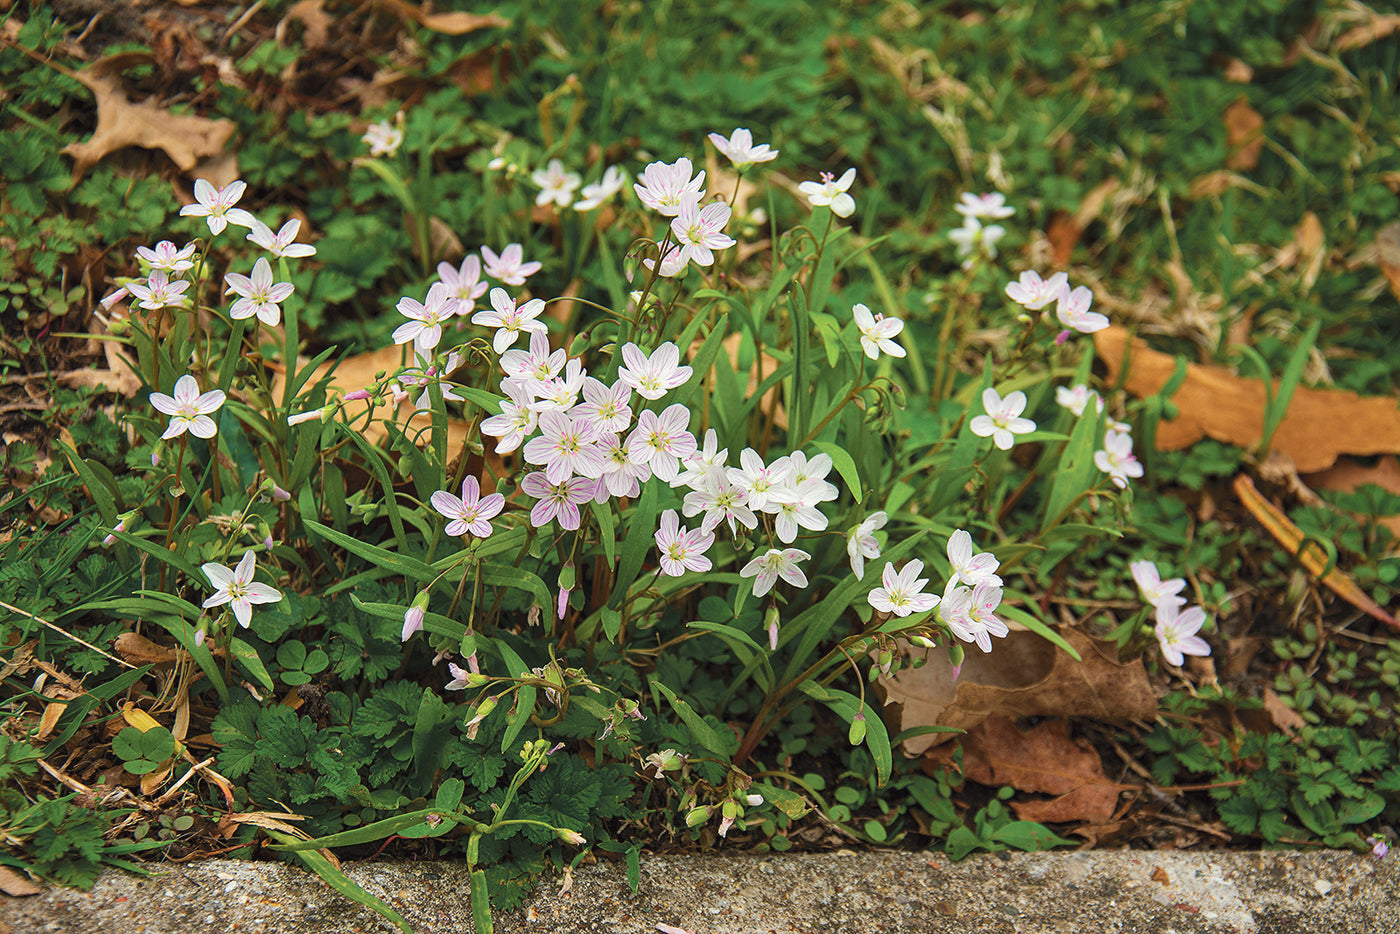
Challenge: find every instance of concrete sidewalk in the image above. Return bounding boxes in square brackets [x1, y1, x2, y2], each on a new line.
[2, 849, 1396, 934]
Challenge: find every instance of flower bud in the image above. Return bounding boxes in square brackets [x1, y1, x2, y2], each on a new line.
[848, 712, 867, 746]
[764, 606, 781, 651]
[721, 799, 738, 820]
[684, 807, 709, 828]
[557, 828, 586, 846]
[909, 634, 937, 648]
[745, 794, 764, 807]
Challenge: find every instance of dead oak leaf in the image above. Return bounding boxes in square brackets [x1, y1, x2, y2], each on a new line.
[959, 717, 1127, 824]
[63, 53, 236, 184]
[374, 0, 509, 34]
[1223, 97, 1265, 171]
[1095, 325, 1400, 473]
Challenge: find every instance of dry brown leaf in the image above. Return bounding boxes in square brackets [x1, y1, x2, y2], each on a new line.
[958, 717, 1126, 824]
[690, 333, 786, 430]
[36, 702, 66, 741]
[1223, 97, 1265, 171]
[1222, 58, 1254, 83]
[1334, 13, 1400, 51]
[1294, 211, 1325, 293]
[374, 0, 509, 34]
[878, 629, 1156, 755]
[1095, 325, 1400, 473]
[113, 632, 180, 665]
[63, 53, 237, 184]
[1261, 687, 1306, 736]
[281, 0, 332, 50]
[1376, 222, 1400, 304]
[0, 866, 41, 897]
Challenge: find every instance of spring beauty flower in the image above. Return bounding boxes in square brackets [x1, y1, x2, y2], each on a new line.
[633, 157, 705, 216]
[1055, 383, 1104, 417]
[149, 374, 226, 440]
[520, 471, 593, 531]
[742, 547, 810, 598]
[868, 560, 940, 617]
[472, 288, 547, 353]
[136, 240, 196, 273]
[708, 127, 778, 168]
[180, 178, 257, 236]
[946, 529, 1002, 587]
[1005, 270, 1068, 311]
[671, 200, 735, 267]
[1095, 429, 1143, 489]
[575, 165, 628, 211]
[126, 271, 190, 311]
[852, 303, 906, 360]
[627, 404, 697, 483]
[798, 168, 856, 218]
[532, 158, 581, 208]
[524, 410, 605, 483]
[1055, 284, 1109, 333]
[847, 511, 887, 580]
[481, 243, 542, 286]
[438, 255, 488, 317]
[225, 257, 295, 327]
[246, 219, 316, 258]
[362, 116, 403, 156]
[431, 476, 505, 538]
[955, 192, 1015, 220]
[654, 510, 715, 576]
[392, 282, 455, 354]
[1155, 602, 1211, 666]
[970, 387, 1036, 450]
[1130, 560, 1187, 609]
[617, 342, 692, 400]
[201, 550, 282, 628]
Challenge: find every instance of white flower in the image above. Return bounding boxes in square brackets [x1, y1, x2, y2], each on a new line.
[472, 288, 548, 354]
[798, 168, 856, 218]
[949, 217, 1005, 267]
[531, 158, 581, 208]
[654, 509, 715, 576]
[1130, 560, 1187, 609]
[391, 282, 456, 355]
[201, 550, 282, 628]
[617, 342, 692, 400]
[149, 374, 225, 440]
[852, 303, 906, 360]
[955, 192, 1015, 220]
[846, 511, 888, 580]
[670, 200, 735, 267]
[946, 529, 1001, 588]
[481, 243, 542, 285]
[969, 387, 1036, 450]
[224, 257, 295, 327]
[575, 165, 628, 210]
[1095, 429, 1143, 489]
[707, 127, 778, 168]
[1155, 603, 1211, 667]
[1055, 284, 1109, 333]
[741, 547, 810, 598]
[246, 219, 316, 258]
[136, 240, 196, 273]
[179, 178, 257, 236]
[726, 448, 791, 512]
[438, 255, 488, 317]
[1055, 383, 1104, 418]
[362, 117, 403, 157]
[431, 476, 506, 538]
[1005, 270, 1068, 311]
[868, 560, 940, 617]
[126, 271, 190, 311]
[633, 158, 705, 216]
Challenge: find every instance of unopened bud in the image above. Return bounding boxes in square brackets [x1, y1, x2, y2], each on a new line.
[721, 800, 738, 820]
[469, 697, 498, 724]
[849, 712, 867, 746]
[909, 634, 937, 648]
[765, 605, 781, 651]
[684, 807, 709, 828]
[745, 794, 764, 807]
[557, 828, 586, 846]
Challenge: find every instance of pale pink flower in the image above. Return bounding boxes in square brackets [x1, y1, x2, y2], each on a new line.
[1095, 429, 1143, 489]
[246, 218, 316, 258]
[726, 448, 790, 512]
[444, 662, 473, 691]
[633, 157, 705, 216]
[741, 547, 810, 598]
[201, 550, 282, 628]
[708, 127, 778, 168]
[520, 471, 593, 530]
[627, 404, 697, 483]
[392, 282, 455, 355]
[1130, 560, 1187, 609]
[1055, 383, 1104, 417]
[970, 387, 1036, 450]
[149, 374, 225, 440]
[438, 255, 488, 317]
[136, 240, 196, 273]
[671, 200, 735, 267]
[868, 560, 940, 617]
[955, 192, 1015, 220]
[940, 582, 1007, 654]
[431, 476, 506, 538]
[852, 303, 906, 359]
[949, 217, 1005, 266]
[362, 116, 403, 157]
[481, 243, 542, 286]
[642, 243, 689, 277]
[1055, 284, 1109, 333]
[473, 288, 547, 353]
[401, 603, 425, 642]
[798, 168, 856, 217]
[654, 510, 715, 576]
[225, 257, 295, 326]
[500, 329, 566, 395]
[617, 342, 692, 400]
[570, 377, 634, 433]
[531, 158, 581, 208]
[682, 470, 757, 536]
[592, 432, 650, 500]
[847, 511, 887, 580]
[1155, 603, 1211, 666]
[126, 271, 190, 311]
[524, 410, 605, 483]
[1005, 270, 1068, 310]
[180, 178, 257, 236]
[480, 380, 538, 453]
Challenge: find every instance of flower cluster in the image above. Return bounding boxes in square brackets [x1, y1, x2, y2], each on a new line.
[949, 191, 1013, 267]
[1132, 560, 1211, 667]
[1005, 270, 1108, 335]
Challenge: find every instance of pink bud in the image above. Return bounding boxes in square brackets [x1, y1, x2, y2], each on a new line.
[343, 389, 371, 401]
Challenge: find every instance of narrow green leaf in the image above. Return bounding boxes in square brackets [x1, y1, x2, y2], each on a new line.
[1040, 404, 1103, 533]
[230, 638, 274, 694]
[480, 563, 554, 628]
[267, 830, 412, 934]
[687, 620, 774, 692]
[609, 480, 658, 609]
[470, 868, 494, 934]
[996, 603, 1082, 660]
[798, 683, 892, 787]
[305, 518, 434, 581]
[811, 441, 863, 503]
[651, 679, 732, 756]
[486, 639, 536, 754]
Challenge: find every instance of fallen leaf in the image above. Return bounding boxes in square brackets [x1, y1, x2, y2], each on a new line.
[1222, 58, 1253, 83]
[62, 53, 237, 184]
[878, 629, 1156, 755]
[1261, 687, 1306, 736]
[957, 717, 1126, 824]
[281, 0, 332, 50]
[113, 632, 180, 665]
[1334, 13, 1400, 52]
[374, 0, 509, 34]
[0, 866, 41, 897]
[1233, 473, 1398, 629]
[1376, 222, 1400, 304]
[1095, 325, 1400, 473]
[1045, 178, 1120, 265]
[1223, 97, 1265, 171]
